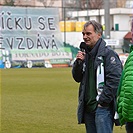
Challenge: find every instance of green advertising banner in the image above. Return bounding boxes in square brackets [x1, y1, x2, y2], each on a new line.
[0, 6, 72, 68]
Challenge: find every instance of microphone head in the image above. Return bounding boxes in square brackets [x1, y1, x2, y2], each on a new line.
[80, 42, 87, 52]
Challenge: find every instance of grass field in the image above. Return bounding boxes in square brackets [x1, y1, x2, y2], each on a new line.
[1, 68, 126, 133]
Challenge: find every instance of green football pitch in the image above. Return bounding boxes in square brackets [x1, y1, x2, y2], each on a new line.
[1, 68, 125, 133]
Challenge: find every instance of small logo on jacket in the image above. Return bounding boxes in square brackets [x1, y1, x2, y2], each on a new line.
[110, 57, 116, 64]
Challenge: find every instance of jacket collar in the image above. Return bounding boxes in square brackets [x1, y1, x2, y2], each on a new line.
[94, 39, 106, 69]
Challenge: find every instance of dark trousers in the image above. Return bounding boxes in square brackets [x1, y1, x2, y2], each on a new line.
[126, 122, 133, 133]
[84, 106, 113, 133]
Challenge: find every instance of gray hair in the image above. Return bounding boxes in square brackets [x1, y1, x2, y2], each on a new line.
[84, 20, 103, 35]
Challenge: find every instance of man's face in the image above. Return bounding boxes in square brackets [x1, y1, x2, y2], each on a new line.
[82, 24, 101, 48]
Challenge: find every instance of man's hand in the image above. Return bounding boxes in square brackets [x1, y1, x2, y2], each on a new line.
[98, 104, 102, 107]
[76, 51, 85, 61]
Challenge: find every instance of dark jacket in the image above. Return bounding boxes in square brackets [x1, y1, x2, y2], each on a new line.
[72, 39, 123, 124]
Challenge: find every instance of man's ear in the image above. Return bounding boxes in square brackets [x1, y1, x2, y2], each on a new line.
[98, 33, 101, 38]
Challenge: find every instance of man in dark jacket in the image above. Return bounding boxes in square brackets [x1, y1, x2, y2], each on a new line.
[72, 20, 123, 133]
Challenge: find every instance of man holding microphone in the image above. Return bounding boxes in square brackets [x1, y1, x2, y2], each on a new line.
[72, 20, 122, 133]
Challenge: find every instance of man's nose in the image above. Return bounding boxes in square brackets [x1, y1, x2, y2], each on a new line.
[83, 34, 87, 39]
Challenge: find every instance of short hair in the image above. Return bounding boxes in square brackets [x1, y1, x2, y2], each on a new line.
[84, 20, 103, 35]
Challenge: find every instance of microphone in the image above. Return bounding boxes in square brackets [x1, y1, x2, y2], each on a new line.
[80, 42, 87, 52]
[77, 42, 87, 64]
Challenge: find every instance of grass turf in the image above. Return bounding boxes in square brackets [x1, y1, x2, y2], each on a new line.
[1, 68, 125, 133]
